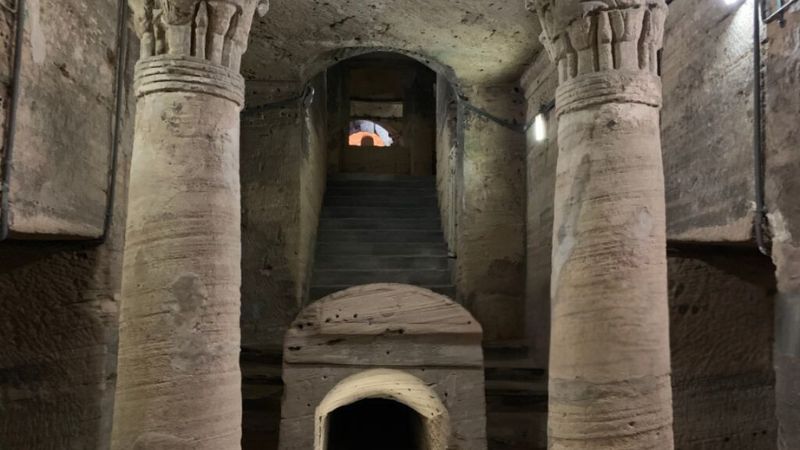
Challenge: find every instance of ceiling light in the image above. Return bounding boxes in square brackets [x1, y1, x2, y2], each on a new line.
[533, 113, 547, 143]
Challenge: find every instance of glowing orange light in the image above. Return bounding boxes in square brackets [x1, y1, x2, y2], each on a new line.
[349, 131, 386, 147]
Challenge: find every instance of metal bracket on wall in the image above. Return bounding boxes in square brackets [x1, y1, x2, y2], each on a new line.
[457, 98, 526, 133]
[455, 96, 555, 136]
[762, 0, 799, 25]
[242, 85, 315, 115]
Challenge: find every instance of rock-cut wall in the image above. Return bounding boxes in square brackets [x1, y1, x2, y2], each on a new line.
[0, 1, 138, 446]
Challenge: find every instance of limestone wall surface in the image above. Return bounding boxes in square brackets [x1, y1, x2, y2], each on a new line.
[240, 97, 304, 350]
[0, 13, 137, 449]
[662, 0, 757, 243]
[239, 74, 328, 449]
[2, 0, 124, 238]
[765, 7, 800, 300]
[764, 5, 800, 446]
[435, 74, 458, 255]
[522, 49, 558, 368]
[457, 84, 527, 343]
[668, 248, 776, 449]
[240, 74, 328, 352]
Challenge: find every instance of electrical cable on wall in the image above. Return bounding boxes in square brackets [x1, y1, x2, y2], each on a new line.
[0, 0, 23, 242]
[98, 0, 131, 244]
[753, 0, 771, 256]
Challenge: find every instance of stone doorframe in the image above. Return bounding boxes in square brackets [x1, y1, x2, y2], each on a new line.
[315, 369, 450, 450]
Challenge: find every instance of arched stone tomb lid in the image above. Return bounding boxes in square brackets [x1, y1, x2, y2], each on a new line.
[284, 283, 484, 368]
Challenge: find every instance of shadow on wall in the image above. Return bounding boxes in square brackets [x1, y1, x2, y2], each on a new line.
[0, 242, 121, 449]
[668, 245, 777, 448]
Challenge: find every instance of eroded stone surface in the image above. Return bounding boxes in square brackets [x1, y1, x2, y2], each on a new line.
[456, 84, 527, 343]
[243, 1, 542, 87]
[669, 249, 777, 449]
[0, 8, 137, 447]
[662, 0, 756, 242]
[530, 0, 674, 447]
[112, 1, 265, 447]
[5, 0, 123, 238]
[765, 6, 800, 448]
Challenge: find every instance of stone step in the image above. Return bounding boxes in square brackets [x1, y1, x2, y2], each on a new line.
[327, 174, 435, 188]
[315, 241, 448, 256]
[314, 254, 450, 271]
[310, 284, 456, 300]
[312, 269, 452, 286]
[483, 340, 536, 368]
[485, 379, 549, 396]
[484, 367, 546, 383]
[324, 195, 439, 207]
[326, 186, 439, 197]
[317, 229, 444, 243]
[321, 206, 440, 219]
[318, 217, 442, 231]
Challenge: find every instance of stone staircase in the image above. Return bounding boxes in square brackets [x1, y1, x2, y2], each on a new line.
[310, 174, 455, 300]
[483, 342, 549, 449]
[308, 174, 548, 449]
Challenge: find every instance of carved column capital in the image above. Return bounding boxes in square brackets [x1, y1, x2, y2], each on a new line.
[129, 0, 268, 105]
[526, 0, 667, 115]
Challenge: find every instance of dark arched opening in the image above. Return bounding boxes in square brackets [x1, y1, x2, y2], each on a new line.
[327, 398, 425, 450]
[327, 52, 437, 176]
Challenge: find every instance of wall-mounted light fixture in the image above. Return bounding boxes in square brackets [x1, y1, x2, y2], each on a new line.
[533, 113, 547, 143]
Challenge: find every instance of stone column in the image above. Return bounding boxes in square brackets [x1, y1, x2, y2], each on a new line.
[527, 1, 673, 448]
[112, 1, 267, 448]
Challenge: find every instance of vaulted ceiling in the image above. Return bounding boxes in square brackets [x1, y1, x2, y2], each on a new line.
[241, 0, 543, 87]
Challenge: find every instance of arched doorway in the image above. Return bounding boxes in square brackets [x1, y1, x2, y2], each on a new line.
[326, 53, 437, 176]
[315, 369, 450, 450]
[327, 398, 423, 450]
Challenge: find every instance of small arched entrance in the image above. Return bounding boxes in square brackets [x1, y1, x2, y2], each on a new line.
[278, 284, 487, 450]
[317, 369, 449, 450]
[327, 398, 422, 450]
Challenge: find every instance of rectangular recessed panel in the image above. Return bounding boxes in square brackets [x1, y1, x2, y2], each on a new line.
[5, 0, 122, 239]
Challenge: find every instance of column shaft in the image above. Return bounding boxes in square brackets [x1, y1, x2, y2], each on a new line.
[112, 58, 244, 449]
[550, 87, 672, 450]
[113, 1, 265, 447]
[528, 1, 674, 448]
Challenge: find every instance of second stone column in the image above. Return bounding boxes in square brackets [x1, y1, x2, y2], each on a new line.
[528, 1, 674, 448]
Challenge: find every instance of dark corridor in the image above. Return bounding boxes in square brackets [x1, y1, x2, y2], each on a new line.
[327, 398, 424, 450]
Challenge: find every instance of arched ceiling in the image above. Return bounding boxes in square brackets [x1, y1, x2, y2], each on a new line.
[241, 0, 543, 87]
